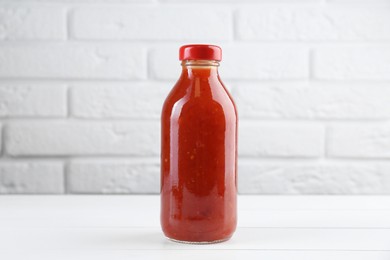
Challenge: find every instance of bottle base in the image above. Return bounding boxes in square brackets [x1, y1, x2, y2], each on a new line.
[166, 236, 231, 245]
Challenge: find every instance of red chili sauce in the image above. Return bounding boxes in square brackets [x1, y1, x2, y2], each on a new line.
[161, 45, 237, 243]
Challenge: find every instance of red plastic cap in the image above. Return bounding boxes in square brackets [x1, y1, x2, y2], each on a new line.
[179, 44, 222, 61]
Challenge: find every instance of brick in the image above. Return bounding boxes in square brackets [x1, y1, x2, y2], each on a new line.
[0, 5, 65, 40]
[71, 82, 170, 119]
[149, 46, 182, 81]
[237, 7, 390, 40]
[0, 43, 146, 79]
[6, 121, 159, 156]
[238, 162, 390, 194]
[314, 47, 390, 80]
[328, 124, 390, 158]
[71, 7, 232, 40]
[150, 44, 309, 80]
[329, 0, 390, 3]
[57, 0, 153, 2]
[0, 124, 2, 154]
[165, 0, 322, 2]
[239, 122, 324, 158]
[67, 160, 159, 194]
[0, 162, 63, 194]
[231, 82, 390, 119]
[0, 83, 66, 117]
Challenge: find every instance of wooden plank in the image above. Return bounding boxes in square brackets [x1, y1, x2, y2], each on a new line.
[1, 196, 390, 228]
[3, 250, 390, 260]
[1, 227, 389, 251]
[239, 209, 390, 228]
[1, 196, 390, 212]
[1, 209, 390, 228]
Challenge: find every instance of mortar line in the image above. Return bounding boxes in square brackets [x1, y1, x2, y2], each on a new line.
[146, 48, 152, 80]
[231, 8, 239, 41]
[308, 48, 316, 80]
[66, 85, 72, 118]
[63, 160, 70, 194]
[0, 123, 5, 158]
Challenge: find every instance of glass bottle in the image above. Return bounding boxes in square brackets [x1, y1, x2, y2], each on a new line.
[161, 45, 237, 243]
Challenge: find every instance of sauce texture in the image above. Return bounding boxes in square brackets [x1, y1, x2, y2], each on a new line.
[161, 62, 237, 242]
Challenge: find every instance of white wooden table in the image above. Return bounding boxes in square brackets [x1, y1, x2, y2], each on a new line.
[1, 195, 390, 260]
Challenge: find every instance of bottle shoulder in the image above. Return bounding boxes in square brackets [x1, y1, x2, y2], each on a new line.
[164, 78, 235, 108]
[162, 78, 237, 122]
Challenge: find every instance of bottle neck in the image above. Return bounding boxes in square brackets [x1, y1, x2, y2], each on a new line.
[180, 60, 220, 78]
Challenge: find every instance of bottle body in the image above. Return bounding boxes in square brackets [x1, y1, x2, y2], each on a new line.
[161, 59, 237, 243]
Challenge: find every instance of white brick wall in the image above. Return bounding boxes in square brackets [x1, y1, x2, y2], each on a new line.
[68, 160, 159, 194]
[71, 7, 233, 40]
[70, 82, 171, 118]
[328, 124, 390, 158]
[0, 83, 67, 117]
[239, 162, 390, 194]
[6, 121, 159, 156]
[231, 82, 390, 119]
[0, 162, 63, 194]
[0, 43, 147, 79]
[236, 7, 390, 41]
[239, 122, 324, 158]
[0, 6, 66, 40]
[314, 46, 390, 80]
[0, 0, 389, 194]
